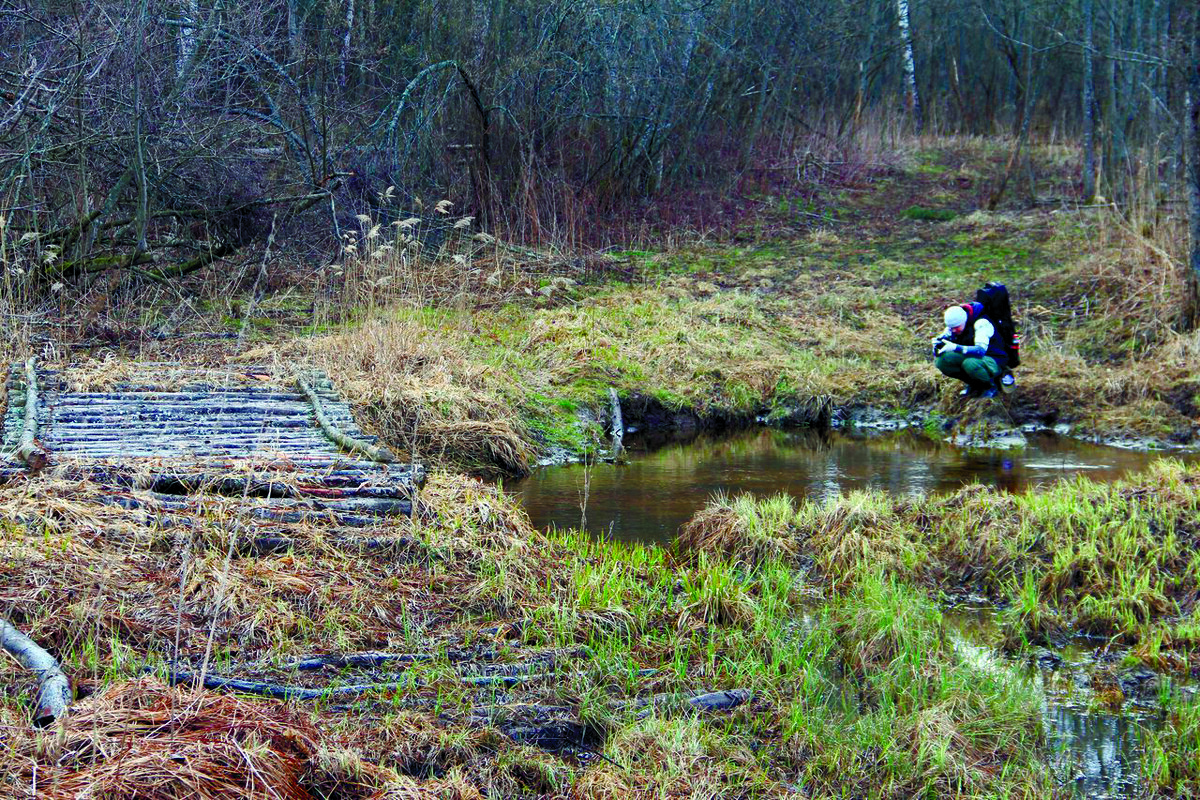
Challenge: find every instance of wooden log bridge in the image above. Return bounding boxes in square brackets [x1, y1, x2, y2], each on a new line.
[0, 363, 423, 522]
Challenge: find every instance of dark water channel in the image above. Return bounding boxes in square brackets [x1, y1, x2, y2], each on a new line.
[511, 428, 1199, 797]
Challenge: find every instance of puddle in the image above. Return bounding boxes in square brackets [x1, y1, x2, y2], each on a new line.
[946, 604, 1175, 798]
[513, 428, 1196, 545]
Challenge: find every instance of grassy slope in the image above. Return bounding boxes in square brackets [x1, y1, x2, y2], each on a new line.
[299, 139, 1198, 476]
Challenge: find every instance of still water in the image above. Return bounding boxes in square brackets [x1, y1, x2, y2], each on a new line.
[514, 428, 1196, 545]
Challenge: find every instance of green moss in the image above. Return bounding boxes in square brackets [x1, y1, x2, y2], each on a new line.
[902, 206, 958, 222]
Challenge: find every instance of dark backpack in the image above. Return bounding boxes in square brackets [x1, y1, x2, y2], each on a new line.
[975, 282, 1020, 368]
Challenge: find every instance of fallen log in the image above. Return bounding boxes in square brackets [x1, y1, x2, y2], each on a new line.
[296, 373, 396, 463]
[0, 618, 71, 727]
[239, 535, 420, 555]
[632, 688, 752, 719]
[161, 667, 551, 698]
[284, 651, 435, 671]
[66, 465, 418, 492]
[163, 668, 416, 700]
[16, 358, 48, 469]
[268, 645, 589, 672]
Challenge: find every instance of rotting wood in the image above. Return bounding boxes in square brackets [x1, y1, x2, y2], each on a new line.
[239, 534, 419, 555]
[16, 358, 48, 470]
[2, 367, 425, 533]
[283, 652, 435, 671]
[163, 668, 417, 700]
[0, 617, 71, 727]
[296, 372, 396, 463]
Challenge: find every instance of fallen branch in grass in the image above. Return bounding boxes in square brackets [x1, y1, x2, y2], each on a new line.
[162, 654, 649, 702]
[16, 358, 48, 470]
[0, 617, 71, 727]
[239, 534, 420, 556]
[163, 668, 417, 700]
[271, 645, 592, 672]
[630, 688, 753, 719]
[296, 372, 397, 463]
[161, 667, 556, 698]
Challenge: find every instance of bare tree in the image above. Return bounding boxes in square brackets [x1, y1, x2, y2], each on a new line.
[1186, 6, 1200, 328]
[1082, 0, 1097, 202]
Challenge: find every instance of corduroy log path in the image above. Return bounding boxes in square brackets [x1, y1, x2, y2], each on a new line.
[0, 360, 754, 750]
[0, 361, 433, 728]
[0, 361, 425, 526]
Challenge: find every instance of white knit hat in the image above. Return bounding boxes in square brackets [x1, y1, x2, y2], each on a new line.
[944, 306, 968, 330]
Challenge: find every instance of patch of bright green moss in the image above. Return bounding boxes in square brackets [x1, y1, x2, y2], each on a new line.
[902, 206, 958, 222]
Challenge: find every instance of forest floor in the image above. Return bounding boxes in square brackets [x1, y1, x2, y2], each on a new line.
[2, 137, 1199, 798]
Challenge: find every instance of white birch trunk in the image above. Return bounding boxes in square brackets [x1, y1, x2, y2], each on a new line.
[896, 0, 922, 134]
[177, 0, 199, 80]
[339, 0, 355, 87]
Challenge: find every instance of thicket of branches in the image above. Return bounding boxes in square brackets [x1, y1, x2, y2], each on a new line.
[0, 0, 1197, 311]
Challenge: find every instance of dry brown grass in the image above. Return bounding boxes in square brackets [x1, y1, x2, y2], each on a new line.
[305, 317, 533, 477]
[14, 678, 411, 799]
[675, 498, 797, 572]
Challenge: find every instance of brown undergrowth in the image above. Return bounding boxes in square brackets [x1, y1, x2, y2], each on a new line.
[14, 679, 416, 799]
[12, 138, 1196, 481]
[0, 465, 1055, 798]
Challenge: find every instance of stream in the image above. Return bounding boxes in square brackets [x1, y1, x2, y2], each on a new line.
[511, 428, 1199, 797]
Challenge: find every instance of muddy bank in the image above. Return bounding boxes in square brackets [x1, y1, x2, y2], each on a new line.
[526, 388, 1194, 477]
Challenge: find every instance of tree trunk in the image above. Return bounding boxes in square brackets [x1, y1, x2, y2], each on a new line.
[1186, 14, 1200, 329]
[1082, 0, 1097, 203]
[287, 0, 302, 63]
[177, 0, 199, 80]
[896, 0, 922, 134]
[339, 0, 355, 89]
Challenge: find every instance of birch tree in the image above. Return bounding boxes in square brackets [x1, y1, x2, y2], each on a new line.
[1187, 10, 1200, 328]
[896, 0, 922, 133]
[1082, 0, 1097, 202]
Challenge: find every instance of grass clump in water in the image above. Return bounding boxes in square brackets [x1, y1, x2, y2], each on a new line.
[1143, 692, 1200, 794]
[677, 460, 1200, 670]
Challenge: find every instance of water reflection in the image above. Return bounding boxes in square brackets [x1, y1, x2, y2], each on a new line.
[512, 429, 1196, 545]
[1045, 706, 1146, 797]
[948, 606, 1161, 799]
[512, 432, 1193, 797]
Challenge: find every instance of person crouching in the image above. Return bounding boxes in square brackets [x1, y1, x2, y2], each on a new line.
[933, 304, 1008, 398]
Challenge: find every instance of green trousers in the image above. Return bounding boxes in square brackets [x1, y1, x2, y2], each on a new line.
[936, 350, 1002, 389]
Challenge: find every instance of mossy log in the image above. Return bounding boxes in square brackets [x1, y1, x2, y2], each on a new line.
[0, 618, 71, 727]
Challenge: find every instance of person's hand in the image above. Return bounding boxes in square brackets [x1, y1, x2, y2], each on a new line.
[934, 340, 956, 356]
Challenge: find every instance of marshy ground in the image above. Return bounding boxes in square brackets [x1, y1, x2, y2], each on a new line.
[2, 138, 1199, 798]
